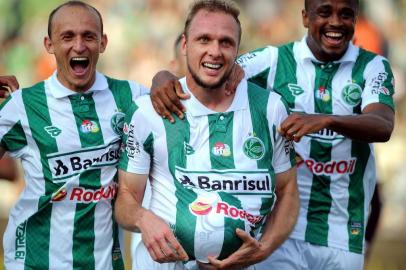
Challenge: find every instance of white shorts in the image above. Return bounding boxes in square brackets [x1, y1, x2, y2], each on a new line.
[255, 238, 364, 270]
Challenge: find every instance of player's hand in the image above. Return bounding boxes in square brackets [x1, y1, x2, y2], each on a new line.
[278, 113, 330, 142]
[197, 228, 269, 270]
[138, 209, 189, 263]
[224, 64, 244, 96]
[151, 70, 190, 123]
[0, 75, 19, 98]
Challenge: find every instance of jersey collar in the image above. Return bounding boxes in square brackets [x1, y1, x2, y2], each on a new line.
[179, 77, 248, 117]
[298, 35, 358, 64]
[47, 71, 109, 99]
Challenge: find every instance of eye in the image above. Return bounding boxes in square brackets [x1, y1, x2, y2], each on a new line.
[198, 36, 209, 43]
[341, 10, 355, 20]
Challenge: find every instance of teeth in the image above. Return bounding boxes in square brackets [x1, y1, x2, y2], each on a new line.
[203, 62, 221, 69]
[71, 57, 88, 61]
[325, 32, 343, 38]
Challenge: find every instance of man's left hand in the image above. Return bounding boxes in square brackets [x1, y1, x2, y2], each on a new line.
[197, 228, 269, 270]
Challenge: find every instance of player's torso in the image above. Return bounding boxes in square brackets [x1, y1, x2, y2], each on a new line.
[4, 79, 129, 270]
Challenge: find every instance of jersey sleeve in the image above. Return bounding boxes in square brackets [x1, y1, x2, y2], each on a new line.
[0, 93, 27, 155]
[267, 93, 296, 174]
[361, 56, 395, 111]
[236, 46, 277, 90]
[128, 81, 150, 101]
[119, 99, 153, 174]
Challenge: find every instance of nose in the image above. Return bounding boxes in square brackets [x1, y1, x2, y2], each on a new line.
[329, 13, 343, 27]
[208, 41, 221, 58]
[73, 37, 86, 53]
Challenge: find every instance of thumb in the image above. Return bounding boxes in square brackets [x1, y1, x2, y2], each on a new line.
[175, 81, 190, 100]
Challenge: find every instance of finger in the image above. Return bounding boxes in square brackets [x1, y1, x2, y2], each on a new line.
[174, 81, 190, 101]
[146, 244, 159, 262]
[0, 89, 10, 99]
[164, 81, 186, 119]
[235, 228, 253, 243]
[153, 97, 174, 123]
[157, 238, 177, 262]
[166, 233, 189, 261]
[0, 76, 19, 91]
[207, 256, 223, 268]
[150, 241, 167, 263]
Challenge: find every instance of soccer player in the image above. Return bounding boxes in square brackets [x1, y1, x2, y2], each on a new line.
[0, 2, 150, 269]
[115, 1, 299, 270]
[151, 0, 395, 269]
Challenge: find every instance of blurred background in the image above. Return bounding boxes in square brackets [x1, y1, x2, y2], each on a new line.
[0, 0, 405, 269]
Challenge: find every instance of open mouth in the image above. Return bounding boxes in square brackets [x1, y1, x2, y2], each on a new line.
[202, 62, 223, 70]
[70, 57, 90, 75]
[323, 31, 345, 46]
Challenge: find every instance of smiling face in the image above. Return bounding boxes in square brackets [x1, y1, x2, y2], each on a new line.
[303, 0, 358, 62]
[183, 10, 239, 91]
[44, 5, 107, 92]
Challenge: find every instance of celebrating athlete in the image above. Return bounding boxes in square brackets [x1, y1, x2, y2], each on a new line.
[151, 0, 395, 269]
[0, 2, 150, 269]
[115, 1, 299, 270]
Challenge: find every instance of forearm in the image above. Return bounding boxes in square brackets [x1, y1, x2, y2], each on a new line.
[114, 190, 145, 232]
[327, 111, 394, 143]
[259, 188, 299, 255]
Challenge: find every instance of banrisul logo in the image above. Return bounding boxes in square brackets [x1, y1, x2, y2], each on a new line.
[243, 136, 265, 160]
[111, 112, 125, 135]
[80, 120, 100, 134]
[342, 83, 362, 106]
[44, 126, 62, 138]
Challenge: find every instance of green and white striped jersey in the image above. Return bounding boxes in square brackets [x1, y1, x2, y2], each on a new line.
[119, 78, 296, 263]
[237, 37, 395, 254]
[0, 71, 149, 270]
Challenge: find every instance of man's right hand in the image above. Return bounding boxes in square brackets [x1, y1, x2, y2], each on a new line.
[138, 208, 189, 263]
[150, 70, 190, 123]
[0, 75, 19, 98]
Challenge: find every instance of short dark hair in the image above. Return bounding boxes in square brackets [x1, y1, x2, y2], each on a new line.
[304, 0, 359, 11]
[183, 0, 241, 44]
[48, 1, 103, 38]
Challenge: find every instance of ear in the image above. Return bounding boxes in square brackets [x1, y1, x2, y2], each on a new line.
[181, 33, 187, 56]
[44, 36, 54, 54]
[302, 9, 309, 28]
[100, 34, 108, 53]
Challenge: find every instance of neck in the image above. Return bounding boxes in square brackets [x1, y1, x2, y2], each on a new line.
[185, 75, 236, 112]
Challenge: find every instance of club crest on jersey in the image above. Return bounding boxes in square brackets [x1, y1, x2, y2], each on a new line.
[111, 112, 125, 135]
[342, 84, 362, 106]
[80, 120, 99, 134]
[212, 142, 231, 157]
[315, 86, 331, 102]
[243, 136, 265, 160]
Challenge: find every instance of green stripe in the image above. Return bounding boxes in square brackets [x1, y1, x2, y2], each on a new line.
[217, 192, 244, 260]
[351, 49, 376, 114]
[106, 77, 134, 114]
[247, 82, 271, 169]
[118, 102, 139, 171]
[247, 68, 270, 90]
[1, 121, 27, 151]
[313, 62, 339, 114]
[22, 82, 59, 269]
[163, 116, 198, 259]
[305, 140, 332, 246]
[273, 43, 297, 108]
[347, 142, 370, 253]
[69, 92, 104, 268]
[208, 113, 235, 169]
